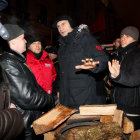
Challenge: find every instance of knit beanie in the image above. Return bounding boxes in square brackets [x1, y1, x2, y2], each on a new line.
[4, 24, 24, 41]
[52, 15, 74, 28]
[121, 26, 139, 41]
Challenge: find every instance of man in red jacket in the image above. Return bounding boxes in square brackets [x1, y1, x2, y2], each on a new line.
[26, 33, 57, 95]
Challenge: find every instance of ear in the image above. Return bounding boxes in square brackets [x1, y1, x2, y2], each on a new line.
[9, 39, 16, 48]
[11, 39, 16, 45]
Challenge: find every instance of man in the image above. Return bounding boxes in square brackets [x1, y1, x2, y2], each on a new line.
[108, 26, 140, 130]
[53, 15, 108, 109]
[0, 24, 54, 140]
[26, 34, 56, 95]
[110, 38, 121, 60]
[45, 46, 60, 103]
[0, 1, 24, 139]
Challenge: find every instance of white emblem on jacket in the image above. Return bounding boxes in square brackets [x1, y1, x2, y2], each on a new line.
[45, 63, 51, 67]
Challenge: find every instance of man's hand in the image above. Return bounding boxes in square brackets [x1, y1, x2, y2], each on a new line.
[108, 59, 120, 78]
[75, 58, 100, 69]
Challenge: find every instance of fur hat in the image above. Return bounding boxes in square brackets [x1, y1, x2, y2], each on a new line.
[52, 15, 73, 28]
[121, 26, 139, 41]
[4, 24, 24, 41]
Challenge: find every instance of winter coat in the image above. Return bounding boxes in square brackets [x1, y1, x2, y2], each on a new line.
[26, 50, 57, 95]
[0, 64, 24, 140]
[58, 25, 108, 109]
[111, 42, 140, 114]
[0, 49, 54, 129]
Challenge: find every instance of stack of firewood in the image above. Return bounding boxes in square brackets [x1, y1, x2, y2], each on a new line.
[32, 104, 139, 140]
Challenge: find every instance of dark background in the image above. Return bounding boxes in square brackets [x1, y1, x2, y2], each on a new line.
[0, 0, 140, 46]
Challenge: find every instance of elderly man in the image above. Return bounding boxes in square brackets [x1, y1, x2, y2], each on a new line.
[108, 26, 140, 130]
[0, 24, 54, 140]
[53, 15, 108, 109]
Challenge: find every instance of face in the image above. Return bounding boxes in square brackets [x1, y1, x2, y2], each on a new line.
[120, 34, 136, 48]
[14, 34, 27, 53]
[57, 20, 73, 37]
[114, 38, 121, 48]
[28, 41, 42, 54]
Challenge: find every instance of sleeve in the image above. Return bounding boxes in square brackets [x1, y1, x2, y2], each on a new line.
[0, 108, 24, 139]
[113, 54, 140, 87]
[81, 32, 109, 73]
[1, 59, 54, 112]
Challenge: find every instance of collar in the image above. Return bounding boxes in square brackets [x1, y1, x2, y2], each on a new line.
[32, 51, 43, 60]
[26, 50, 48, 61]
[120, 41, 138, 54]
[58, 24, 89, 46]
[7, 49, 26, 63]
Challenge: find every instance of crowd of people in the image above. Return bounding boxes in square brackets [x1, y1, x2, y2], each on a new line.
[0, 1, 140, 139]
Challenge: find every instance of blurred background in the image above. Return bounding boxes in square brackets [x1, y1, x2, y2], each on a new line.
[0, 0, 140, 46]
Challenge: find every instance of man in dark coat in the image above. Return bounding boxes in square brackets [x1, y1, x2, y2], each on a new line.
[53, 16, 108, 109]
[0, 65, 24, 140]
[108, 26, 140, 130]
[0, 1, 24, 139]
[0, 24, 54, 140]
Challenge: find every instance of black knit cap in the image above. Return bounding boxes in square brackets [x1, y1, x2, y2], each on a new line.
[4, 24, 24, 41]
[24, 26, 41, 48]
[26, 34, 41, 48]
[52, 15, 73, 28]
[121, 26, 139, 41]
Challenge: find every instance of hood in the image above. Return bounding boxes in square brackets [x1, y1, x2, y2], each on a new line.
[58, 24, 89, 45]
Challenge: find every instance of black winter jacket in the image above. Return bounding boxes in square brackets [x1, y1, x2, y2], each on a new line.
[0, 64, 24, 140]
[0, 50, 54, 129]
[111, 42, 140, 114]
[58, 26, 108, 109]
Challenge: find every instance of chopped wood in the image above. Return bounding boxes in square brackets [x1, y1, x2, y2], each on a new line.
[33, 105, 77, 135]
[100, 115, 113, 123]
[44, 122, 66, 140]
[79, 104, 117, 115]
[123, 117, 134, 134]
[129, 129, 140, 140]
[44, 132, 56, 140]
[109, 137, 122, 140]
[113, 110, 124, 127]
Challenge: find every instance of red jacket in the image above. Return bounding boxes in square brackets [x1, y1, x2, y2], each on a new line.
[26, 50, 57, 95]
